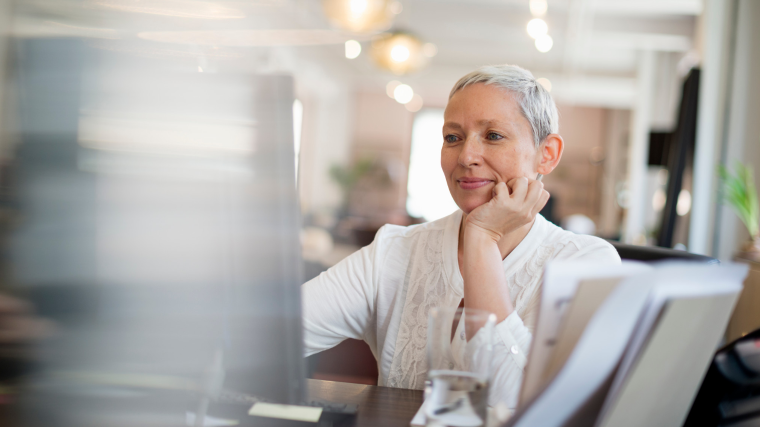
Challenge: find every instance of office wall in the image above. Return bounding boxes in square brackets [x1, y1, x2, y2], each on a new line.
[599, 109, 631, 237]
[542, 104, 608, 227]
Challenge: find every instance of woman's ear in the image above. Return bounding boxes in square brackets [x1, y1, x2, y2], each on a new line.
[537, 134, 564, 175]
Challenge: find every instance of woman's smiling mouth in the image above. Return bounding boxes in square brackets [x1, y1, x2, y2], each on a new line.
[457, 177, 493, 190]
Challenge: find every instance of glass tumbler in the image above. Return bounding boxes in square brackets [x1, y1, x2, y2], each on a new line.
[426, 307, 496, 427]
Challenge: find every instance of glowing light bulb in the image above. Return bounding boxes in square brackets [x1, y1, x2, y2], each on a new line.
[390, 45, 410, 62]
[345, 40, 361, 58]
[526, 18, 548, 39]
[535, 34, 553, 52]
[350, 0, 367, 14]
[393, 84, 414, 104]
[386, 80, 401, 98]
[530, 0, 547, 17]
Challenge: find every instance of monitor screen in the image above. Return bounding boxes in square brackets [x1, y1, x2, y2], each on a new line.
[12, 38, 305, 426]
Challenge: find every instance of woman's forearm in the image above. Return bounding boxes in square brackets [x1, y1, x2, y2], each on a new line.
[462, 226, 514, 324]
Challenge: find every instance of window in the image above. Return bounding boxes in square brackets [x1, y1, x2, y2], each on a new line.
[406, 109, 458, 222]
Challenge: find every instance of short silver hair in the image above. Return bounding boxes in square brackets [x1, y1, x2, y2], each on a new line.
[449, 64, 559, 148]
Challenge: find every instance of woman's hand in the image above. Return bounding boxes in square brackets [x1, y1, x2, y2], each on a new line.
[459, 177, 549, 323]
[464, 177, 550, 242]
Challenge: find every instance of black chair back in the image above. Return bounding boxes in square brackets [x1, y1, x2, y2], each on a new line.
[606, 240, 719, 265]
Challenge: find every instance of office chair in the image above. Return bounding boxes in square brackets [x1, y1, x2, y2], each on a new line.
[606, 240, 719, 264]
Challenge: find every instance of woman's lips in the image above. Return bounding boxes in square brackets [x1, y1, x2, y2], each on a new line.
[457, 178, 493, 190]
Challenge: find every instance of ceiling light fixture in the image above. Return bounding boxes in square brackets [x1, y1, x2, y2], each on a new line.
[350, 0, 368, 15]
[390, 45, 410, 62]
[345, 39, 362, 58]
[322, 0, 396, 33]
[386, 80, 402, 98]
[393, 84, 414, 104]
[535, 34, 553, 52]
[371, 32, 428, 74]
[526, 18, 548, 39]
[529, 0, 547, 17]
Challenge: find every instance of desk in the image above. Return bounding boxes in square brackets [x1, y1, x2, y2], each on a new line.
[0, 379, 423, 427]
[307, 379, 423, 427]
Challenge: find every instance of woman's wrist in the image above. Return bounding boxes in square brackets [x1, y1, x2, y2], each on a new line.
[464, 220, 502, 244]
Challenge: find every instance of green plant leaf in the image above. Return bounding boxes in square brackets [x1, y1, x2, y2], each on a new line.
[718, 162, 760, 238]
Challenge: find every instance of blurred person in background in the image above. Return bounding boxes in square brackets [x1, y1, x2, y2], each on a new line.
[302, 64, 621, 411]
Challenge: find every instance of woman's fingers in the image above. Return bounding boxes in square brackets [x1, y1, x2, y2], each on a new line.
[523, 180, 543, 207]
[507, 177, 529, 201]
[466, 176, 546, 240]
[531, 189, 551, 216]
[491, 181, 509, 200]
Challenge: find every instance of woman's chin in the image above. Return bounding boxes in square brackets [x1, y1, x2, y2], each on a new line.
[457, 198, 490, 215]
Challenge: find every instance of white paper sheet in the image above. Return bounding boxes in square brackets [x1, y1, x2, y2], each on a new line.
[520, 260, 651, 405]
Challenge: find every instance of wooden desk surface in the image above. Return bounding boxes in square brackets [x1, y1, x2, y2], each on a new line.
[307, 379, 423, 427]
[0, 379, 423, 427]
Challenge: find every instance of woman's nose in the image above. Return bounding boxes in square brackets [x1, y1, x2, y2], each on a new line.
[458, 138, 482, 167]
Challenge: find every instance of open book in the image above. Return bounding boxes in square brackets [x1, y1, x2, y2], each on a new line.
[508, 261, 748, 427]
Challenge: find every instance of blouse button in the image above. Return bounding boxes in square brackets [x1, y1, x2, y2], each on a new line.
[449, 362, 455, 369]
[460, 331, 466, 340]
[510, 345, 519, 354]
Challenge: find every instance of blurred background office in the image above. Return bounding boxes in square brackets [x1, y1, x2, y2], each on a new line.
[0, 0, 759, 385]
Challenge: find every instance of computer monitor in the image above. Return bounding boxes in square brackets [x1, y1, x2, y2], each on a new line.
[11, 38, 305, 425]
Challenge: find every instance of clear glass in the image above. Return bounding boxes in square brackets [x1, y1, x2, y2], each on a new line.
[426, 307, 496, 427]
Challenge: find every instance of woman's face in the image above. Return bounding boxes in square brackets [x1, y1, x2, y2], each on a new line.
[441, 83, 541, 214]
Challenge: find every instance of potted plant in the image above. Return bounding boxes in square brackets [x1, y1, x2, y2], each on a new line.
[329, 158, 375, 214]
[719, 162, 760, 261]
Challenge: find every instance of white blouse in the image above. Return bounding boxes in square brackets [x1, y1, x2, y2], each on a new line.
[302, 210, 621, 408]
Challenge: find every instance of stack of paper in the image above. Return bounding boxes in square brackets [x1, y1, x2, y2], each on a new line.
[507, 261, 747, 427]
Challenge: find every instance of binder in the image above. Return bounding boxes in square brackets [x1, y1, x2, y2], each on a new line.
[507, 262, 748, 427]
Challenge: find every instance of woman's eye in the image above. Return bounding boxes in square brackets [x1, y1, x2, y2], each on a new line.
[487, 132, 503, 141]
[444, 134, 459, 143]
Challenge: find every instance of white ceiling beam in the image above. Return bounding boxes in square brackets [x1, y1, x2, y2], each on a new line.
[593, 0, 702, 16]
[548, 74, 636, 109]
[563, 0, 595, 73]
[590, 32, 692, 52]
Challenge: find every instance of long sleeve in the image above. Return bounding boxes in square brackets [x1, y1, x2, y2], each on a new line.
[301, 227, 385, 357]
[488, 290, 538, 408]
[488, 237, 620, 408]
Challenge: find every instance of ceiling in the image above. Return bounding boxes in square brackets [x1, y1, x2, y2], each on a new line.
[9, 0, 702, 109]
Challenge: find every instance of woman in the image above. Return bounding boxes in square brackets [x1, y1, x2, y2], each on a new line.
[302, 65, 621, 409]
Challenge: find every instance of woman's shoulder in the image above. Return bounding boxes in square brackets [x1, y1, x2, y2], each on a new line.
[537, 217, 621, 264]
[374, 210, 457, 243]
